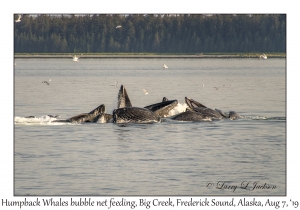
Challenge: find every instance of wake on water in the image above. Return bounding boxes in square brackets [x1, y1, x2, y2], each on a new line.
[14, 115, 73, 125]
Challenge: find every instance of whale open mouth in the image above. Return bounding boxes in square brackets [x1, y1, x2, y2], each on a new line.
[144, 100, 178, 117]
[88, 104, 106, 116]
[185, 97, 207, 110]
[117, 85, 132, 108]
[113, 85, 161, 124]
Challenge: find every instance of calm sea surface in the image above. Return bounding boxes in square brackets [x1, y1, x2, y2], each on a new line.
[14, 58, 286, 196]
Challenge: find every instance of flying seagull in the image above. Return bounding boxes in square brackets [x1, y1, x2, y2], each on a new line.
[73, 55, 79, 62]
[259, 53, 267, 60]
[42, 79, 51, 85]
[143, 89, 149, 95]
[15, 15, 22, 23]
[116, 25, 122, 29]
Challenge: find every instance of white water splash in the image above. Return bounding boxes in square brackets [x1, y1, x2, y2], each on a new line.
[243, 116, 267, 120]
[167, 103, 188, 117]
[97, 116, 107, 124]
[243, 116, 285, 121]
[14, 115, 73, 125]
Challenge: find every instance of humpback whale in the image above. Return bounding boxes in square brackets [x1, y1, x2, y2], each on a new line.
[93, 113, 113, 123]
[162, 97, 168, 102]
[112, 85, 161, 124]
[51, 86, 174, 124]
[113, 107, 161, 124]
[144, 99, 178, 117]
[18, 80, 245, 125]
[171, 109, 212, 122]
[215, 109, 228, 118]
[53, 104, 106, 123]
[185, 97, 241, 120]
[185, 97, 224, 119]
[215, 109, 241, 120]
[228, 111, 241, 120]
[117, 85, 132, 108]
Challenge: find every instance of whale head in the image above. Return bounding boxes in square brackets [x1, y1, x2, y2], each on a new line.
[117, 85, 132, 108]
[185, 97, 207, 111]
[228, 111, 240, 120]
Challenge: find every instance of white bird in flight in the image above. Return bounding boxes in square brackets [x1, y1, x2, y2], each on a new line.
[116, 25, 122, 29]
[143, 89, 149, 95]
[73, 55, 79, 62]
[15, 15, 22, 23]
[163, 64, 168, 69]
[42, 79, 51, 85]
[259, 53, 267, 60]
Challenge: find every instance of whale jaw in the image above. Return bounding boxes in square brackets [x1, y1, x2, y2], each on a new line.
[144, 100, 178, 117]
[113, 107, 161, 124]
[171, 110, 212, 122]
[52, 104, 106, 123]
[185, 97, 224, 119]
[93, 113, 113, 123]
[69, 104, 106, 123]
[185, 97, 207, 110]
[117, 85, 132, 108]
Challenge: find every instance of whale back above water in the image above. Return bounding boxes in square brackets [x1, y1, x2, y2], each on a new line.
[171, 109, 212, 122]
[215, 109, 228, 118]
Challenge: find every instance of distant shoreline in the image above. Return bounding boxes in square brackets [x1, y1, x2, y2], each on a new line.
[14, 53, 286, 59]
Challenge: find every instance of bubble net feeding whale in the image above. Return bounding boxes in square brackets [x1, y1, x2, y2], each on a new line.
[15, 84, 246, 125]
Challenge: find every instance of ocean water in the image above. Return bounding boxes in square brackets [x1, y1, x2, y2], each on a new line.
[14, 58, 286, 196]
